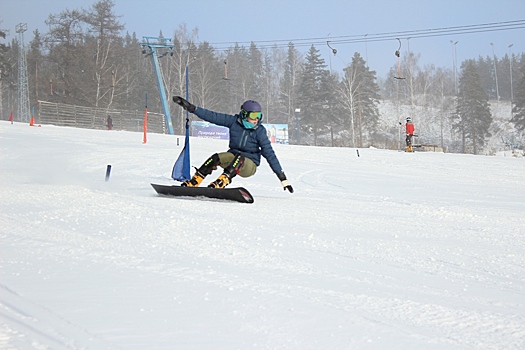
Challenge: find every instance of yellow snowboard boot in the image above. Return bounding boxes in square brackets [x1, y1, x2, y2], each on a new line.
[181, 172, 205, 187]
[207, 173, 231, 189]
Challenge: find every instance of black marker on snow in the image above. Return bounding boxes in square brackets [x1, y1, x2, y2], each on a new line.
[105, 165, 112, 182]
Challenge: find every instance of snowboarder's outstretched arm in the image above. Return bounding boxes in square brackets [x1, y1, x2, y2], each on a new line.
[173, 96, 235, 127]
[257, 128, 293, 193]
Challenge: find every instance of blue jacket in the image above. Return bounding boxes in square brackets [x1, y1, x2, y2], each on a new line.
[194, 107, 284, 175]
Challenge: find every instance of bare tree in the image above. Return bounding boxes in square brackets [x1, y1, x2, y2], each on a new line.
[166, 24, 199, 133]
[82, 0, 124, 108]
[191, 41, 226, 110]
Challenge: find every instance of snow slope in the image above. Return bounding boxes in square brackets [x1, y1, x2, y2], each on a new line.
[1, 122, 524, 350]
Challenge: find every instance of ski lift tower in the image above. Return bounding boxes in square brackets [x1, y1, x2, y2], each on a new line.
[16, 23, 30, 123]
[140, 36, 175, 134]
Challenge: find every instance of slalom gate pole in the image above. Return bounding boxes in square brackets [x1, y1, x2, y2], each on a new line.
[143, 93, 148, 144]
[29, 106, 35, 126]
[105, 165, 112, 182]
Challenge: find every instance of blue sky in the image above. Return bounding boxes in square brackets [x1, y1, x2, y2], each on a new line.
[2, 0, 524, 78]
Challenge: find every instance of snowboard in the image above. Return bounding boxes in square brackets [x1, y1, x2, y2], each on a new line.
[151, 183, 254, 204]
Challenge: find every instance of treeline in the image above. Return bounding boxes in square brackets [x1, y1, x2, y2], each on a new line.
[1, 0, 525, 154]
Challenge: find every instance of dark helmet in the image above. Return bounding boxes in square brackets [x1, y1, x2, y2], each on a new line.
[240, 100, 263, 127]
[406, 116, 412, 122]
[241, 100, 262, 113]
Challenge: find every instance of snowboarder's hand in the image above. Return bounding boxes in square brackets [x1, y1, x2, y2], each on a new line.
[173, 96, 196, 113]
[283, 182, 294, 193]
[277, 172, 294, 193]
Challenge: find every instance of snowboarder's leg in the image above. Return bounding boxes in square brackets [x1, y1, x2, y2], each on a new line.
[405, 134, 414, 152]
[181, 153, 221, 187]
[217, 152, 256, 177]
[216, 152, 235, 168]
[208, 153, 245, 188]
[238, 158, 257, 177]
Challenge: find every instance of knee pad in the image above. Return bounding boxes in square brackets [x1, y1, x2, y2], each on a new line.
[224, 153, 245, 178]
[198, 153, 221, 176]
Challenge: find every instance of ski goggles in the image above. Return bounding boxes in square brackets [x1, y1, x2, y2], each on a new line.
[242, 109, 262, 120]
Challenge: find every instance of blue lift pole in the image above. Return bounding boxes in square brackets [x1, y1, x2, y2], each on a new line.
[140, 37, 175, 135]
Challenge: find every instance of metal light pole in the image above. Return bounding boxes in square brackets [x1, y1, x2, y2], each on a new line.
[364, 34, 369, 68]
[185, 65, 190, 125]
[184, 56, 200, 133]
[185, 56, 199, 101]
[450, 40, 458, 95]
[509, 44, 514, 119]
[490, 43, 500, 101]
[16, 23, 31, 123]
[508, 44, 514, 102]
[453, 41, 458, 95]
[294, 108, 300, 145]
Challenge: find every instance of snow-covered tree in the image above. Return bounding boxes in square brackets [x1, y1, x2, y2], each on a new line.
[455, 59, 493, 154]
[511, 61, 525, 132]
[296, 45, 331, 146]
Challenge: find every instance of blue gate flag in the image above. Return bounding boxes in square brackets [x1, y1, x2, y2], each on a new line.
[171, 120, 191, 182]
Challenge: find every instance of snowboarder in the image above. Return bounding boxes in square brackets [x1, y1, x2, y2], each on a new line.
[172, 96, 293, 193]
[106, 115, 113, 130]
[403, 116, 415, 152]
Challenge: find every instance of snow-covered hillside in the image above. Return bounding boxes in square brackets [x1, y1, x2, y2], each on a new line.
[1, 122, 524, 349]
[377, 99, 523, 155]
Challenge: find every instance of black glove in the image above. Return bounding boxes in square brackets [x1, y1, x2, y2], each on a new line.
[173, 96, 196, 113]
[277, 172, 294, 193]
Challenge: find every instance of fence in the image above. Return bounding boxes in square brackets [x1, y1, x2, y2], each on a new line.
[37, 100, 166, 134]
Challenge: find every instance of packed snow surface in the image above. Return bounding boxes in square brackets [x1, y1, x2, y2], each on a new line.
[1, 122, 524, 349]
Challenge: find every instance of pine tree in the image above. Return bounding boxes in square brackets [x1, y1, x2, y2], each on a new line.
[324, 70, 344, 146]
[0, 27, 10, 117]
[121, 31, 153, 111]
[476, 56, 495, 100]
[455, 59, 493, 154]
[510, 62, 525, 132]
[297, 45, 330, 146]
[225, 44, 250, 111]
[27, 30, 44, 105]
[260, 50, 277, 123]
[279, 43, 302, 141]
[45, 7, 85, 104]
[247, 42, 263, 100]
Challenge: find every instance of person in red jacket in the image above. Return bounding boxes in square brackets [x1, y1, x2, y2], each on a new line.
[404, 117, 415, 152]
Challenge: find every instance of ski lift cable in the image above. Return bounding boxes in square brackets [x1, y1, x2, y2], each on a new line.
[193, 20, 525, 53]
